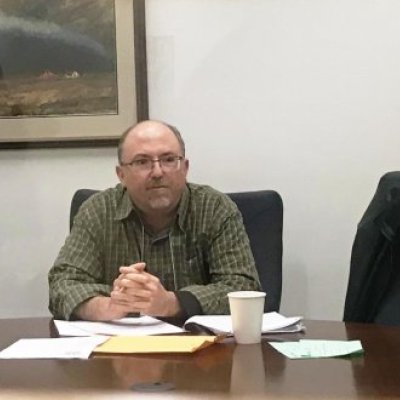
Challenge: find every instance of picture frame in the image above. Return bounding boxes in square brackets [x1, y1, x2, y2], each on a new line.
[0, 0, 148, 149]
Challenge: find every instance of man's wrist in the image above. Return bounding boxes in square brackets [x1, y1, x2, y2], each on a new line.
[166, 292, 182, 317]
[75, 296, 126, 321]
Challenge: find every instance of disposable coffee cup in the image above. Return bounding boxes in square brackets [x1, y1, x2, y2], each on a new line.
[228, 291, 266, 344]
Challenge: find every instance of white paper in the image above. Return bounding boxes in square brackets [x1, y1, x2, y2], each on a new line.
[55, 316, 185, 337]
[0, 336, 107, 359]
[184, 312, 304, 335]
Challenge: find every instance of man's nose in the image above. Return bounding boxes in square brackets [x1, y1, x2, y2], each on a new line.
[150, 159, 164, 175]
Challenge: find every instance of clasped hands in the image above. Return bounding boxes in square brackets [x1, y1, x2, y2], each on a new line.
[109, 262, 180, 318]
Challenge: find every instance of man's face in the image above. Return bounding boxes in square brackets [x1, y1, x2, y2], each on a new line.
[116, 122, 189, 216]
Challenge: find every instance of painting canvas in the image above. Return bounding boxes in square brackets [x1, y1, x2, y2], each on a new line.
[0, 0, 147, 147]
[0, 0, 118, 118]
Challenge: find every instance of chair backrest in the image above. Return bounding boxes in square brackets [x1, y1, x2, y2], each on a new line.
[227, 191, 283, 312]
[344, 172, 400, 324]
[70, 189, 99, 231]
[70, 188, 283, 312]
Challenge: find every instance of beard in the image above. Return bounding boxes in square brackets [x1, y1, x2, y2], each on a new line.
[147, 188, 174, 210]
[148, 195, 172, 210]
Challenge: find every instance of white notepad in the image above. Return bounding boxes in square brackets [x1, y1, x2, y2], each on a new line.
[54, 316, 185, 337]
[184, 312, 304, 335]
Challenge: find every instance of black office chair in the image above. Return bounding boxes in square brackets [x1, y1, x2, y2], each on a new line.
[344, 172, 400, 324]
[70, 188, 283, 312]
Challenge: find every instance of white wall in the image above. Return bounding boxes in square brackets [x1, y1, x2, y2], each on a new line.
[1, 0, 400, 319]
[0, 148, 116, 317]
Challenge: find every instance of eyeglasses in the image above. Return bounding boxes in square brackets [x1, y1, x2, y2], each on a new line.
[121, 155, 184, 172]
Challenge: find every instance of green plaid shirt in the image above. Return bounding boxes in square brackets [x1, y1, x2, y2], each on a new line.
[48, 183, 260, 320]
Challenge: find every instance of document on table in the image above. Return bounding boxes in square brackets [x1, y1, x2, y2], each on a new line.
[0, 336, 107, 359]
[54, 316, 185, 337]
[269, 339, 364, 359]
[184, 312, 304, 335]
[94, 335, 222, 354]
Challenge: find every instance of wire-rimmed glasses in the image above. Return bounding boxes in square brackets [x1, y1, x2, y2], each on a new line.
[121, 155, 184, 173]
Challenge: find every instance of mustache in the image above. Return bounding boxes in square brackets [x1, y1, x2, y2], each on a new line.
[147, 180, 168, 189]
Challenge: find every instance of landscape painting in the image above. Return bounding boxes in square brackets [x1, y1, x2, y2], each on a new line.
[0, 0, 118, 118]
[0, 0, 145, 147]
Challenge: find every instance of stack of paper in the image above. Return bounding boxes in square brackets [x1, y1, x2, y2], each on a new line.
[0, 317, 190, 360]
[54, 316, 185, 337]
[0, 335, 222, 359]
[0, 336, 108, 359]
[184, 312, 304, 335]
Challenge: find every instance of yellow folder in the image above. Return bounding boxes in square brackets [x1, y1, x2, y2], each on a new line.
[94, 335, 222, 354]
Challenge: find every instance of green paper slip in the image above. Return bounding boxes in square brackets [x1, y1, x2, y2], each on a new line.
[269, 339, 363, 359]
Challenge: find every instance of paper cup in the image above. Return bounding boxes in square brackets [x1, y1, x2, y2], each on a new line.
[228, 291, 266, 344]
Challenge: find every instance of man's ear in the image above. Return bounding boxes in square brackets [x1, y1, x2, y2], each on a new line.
[183, 158, 189, 174]
[116, 165, 125, 186]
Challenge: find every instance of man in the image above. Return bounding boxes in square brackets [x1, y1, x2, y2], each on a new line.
[49, 120, 260, 321]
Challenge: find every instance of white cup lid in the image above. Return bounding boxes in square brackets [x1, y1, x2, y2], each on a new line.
[227, 291, 266, 299]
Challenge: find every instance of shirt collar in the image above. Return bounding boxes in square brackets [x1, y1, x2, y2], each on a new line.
[114, 184, 137, 221]
[176, 184, 189, 230]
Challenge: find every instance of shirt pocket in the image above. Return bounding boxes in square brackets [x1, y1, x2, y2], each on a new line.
[182, 248, 210, 286]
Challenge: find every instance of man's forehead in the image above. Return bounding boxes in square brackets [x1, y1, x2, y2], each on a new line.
[123, 123, 180, 155]
[133, 120, 168, 134]
[128, 125, 177, 144]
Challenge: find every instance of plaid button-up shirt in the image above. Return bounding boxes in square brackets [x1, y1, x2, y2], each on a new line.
[48, 183, 260, 320]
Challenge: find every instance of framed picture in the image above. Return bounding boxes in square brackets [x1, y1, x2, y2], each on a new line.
[0, 0, 148, 149]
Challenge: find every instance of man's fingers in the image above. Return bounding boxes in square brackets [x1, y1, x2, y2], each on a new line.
[116, 264, 147, 288]
[111, 287, 152, 301]
[117, 271, 160, 290]
[118, 274, 149, 289]
[119, 262, 146, 274]
[110, 271, 168, 316]
[110, 294, 150, 312]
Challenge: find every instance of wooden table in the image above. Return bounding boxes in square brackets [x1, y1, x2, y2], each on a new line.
[1, 317, 400, 399]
